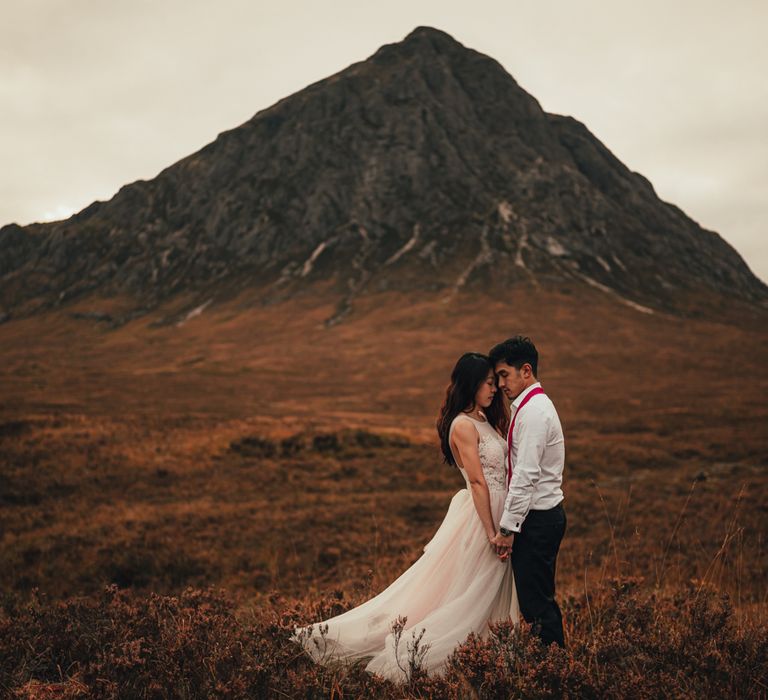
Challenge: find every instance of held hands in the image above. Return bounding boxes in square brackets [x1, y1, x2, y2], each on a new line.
[489, 530, 514, 561]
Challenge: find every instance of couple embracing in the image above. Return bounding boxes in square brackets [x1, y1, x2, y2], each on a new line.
[293, 336, 567, 681]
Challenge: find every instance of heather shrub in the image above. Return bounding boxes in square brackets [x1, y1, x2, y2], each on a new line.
[447, 620, 597, 698]
[564, 580, 768, 698]
[1, 582, 765, 698]
[1, 585, 271, 698]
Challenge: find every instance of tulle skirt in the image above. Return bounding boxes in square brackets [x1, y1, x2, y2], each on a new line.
[292, 488, 519, 682]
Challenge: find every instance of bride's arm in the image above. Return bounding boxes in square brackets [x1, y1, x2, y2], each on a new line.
[451, 421, 497, 542]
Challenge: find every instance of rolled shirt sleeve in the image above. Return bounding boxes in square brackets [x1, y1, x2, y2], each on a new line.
[500, 407, 549, 532]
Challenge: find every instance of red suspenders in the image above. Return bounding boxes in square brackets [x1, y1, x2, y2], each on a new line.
[506, 387, 546, 486]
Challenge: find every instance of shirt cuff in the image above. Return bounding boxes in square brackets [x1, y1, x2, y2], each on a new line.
[500, 512, 523, 533]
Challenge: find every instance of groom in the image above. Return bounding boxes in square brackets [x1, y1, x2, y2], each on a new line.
[489, 336, 567, 649]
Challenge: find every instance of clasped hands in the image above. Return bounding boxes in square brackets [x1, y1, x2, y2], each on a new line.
[489, 530, 514, 561]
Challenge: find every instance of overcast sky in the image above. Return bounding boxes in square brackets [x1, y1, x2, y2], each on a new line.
[2, 0, 766, 282]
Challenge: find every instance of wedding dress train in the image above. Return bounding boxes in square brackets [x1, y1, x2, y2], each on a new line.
[292, 414, 519, 682]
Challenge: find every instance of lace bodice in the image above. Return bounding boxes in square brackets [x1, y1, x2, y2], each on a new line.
[449, 414, 508, 492]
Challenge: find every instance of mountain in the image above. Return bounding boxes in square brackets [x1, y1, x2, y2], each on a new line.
[1, 26, 766, 325]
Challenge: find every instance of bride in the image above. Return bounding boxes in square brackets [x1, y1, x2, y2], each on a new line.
[292, 352, 520, 681]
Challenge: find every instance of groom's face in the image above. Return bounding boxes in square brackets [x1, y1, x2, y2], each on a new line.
[494, 362, 528, 401]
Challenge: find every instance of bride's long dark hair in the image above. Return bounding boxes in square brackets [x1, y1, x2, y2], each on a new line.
[436, 352, 509, 466]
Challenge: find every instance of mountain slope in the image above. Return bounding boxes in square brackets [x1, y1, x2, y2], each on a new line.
[1, 26, 765, 323]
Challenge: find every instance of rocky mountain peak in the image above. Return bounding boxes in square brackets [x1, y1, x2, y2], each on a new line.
[0, 27, 765, 325]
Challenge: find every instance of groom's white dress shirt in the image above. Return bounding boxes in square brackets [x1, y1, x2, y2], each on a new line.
[499, 382, 565, 533]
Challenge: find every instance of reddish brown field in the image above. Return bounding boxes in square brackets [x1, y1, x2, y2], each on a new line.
[1, 285, 767, 696]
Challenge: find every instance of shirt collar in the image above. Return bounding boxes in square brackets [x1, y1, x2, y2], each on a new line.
[511, 381, 542, 410]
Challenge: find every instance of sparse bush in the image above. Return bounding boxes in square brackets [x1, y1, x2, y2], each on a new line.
[279, 433, 306, 456]
[229, 435, 277, 458]
[312, 433, 341, 453]
[352, 429, 385, 448]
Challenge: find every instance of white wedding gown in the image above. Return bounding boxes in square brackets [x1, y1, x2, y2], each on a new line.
[292, 414, 520, 682]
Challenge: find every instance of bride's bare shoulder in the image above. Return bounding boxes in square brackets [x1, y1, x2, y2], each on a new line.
[451, 416, 478, 443]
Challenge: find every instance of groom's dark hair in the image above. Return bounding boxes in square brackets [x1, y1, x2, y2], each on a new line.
[489, 336, 539, 377]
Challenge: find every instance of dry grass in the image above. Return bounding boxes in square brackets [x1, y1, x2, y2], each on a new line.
[1, 286, 767, 696]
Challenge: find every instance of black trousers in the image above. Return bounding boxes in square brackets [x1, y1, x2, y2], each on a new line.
[511, 502, 567, 648]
